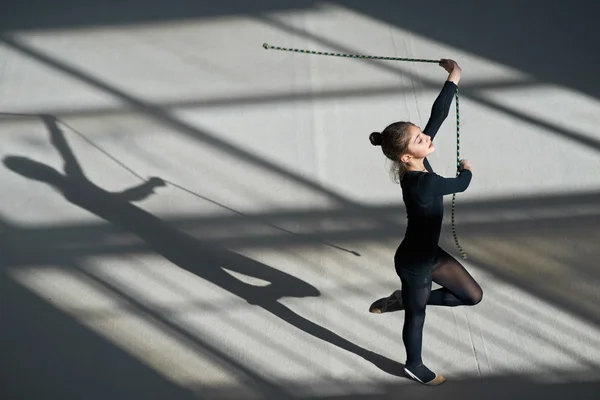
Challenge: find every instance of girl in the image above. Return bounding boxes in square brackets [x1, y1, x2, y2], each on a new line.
[367, 59, 483, 386]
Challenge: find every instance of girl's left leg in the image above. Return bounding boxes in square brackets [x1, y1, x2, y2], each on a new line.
[398, 268, 445, 385]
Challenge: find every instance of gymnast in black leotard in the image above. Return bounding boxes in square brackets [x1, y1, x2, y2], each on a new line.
[368, 59, 483, 386]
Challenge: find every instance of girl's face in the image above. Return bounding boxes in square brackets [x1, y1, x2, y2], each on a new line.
[404, 124, 435, 160]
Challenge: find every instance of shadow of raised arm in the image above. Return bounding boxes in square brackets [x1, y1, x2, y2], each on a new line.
[112, 177, 167, 202]
[40, 114, 166, 202]
[41, 114, 84, 179]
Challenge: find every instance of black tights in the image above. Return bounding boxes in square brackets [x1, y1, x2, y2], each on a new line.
[398, 247, 483, 373]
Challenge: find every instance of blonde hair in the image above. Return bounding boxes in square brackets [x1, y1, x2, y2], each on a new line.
[369, 121, 414, 183]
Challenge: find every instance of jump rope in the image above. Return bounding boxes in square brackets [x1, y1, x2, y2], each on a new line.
[1, 42, 467, 259]
[262, 42, 468, 259]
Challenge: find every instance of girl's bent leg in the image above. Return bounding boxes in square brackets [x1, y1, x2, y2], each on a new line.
[371, 247, 483, 313]
[428, 247, 483, 307]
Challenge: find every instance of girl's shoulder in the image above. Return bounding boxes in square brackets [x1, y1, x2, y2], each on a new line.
[401, 170, 431, 188]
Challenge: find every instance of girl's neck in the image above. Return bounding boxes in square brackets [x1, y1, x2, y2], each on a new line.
[406, 160, 427, 172]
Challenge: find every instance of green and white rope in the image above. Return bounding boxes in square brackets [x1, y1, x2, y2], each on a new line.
[263, 42, 467, 259]
[262, 42, 439, 63]
[452, 88, 467, 259]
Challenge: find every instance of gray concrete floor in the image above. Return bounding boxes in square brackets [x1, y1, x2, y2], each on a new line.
[2, 1, 600, 399]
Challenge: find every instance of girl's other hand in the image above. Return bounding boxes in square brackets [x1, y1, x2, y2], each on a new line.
[459, 159, 472, 172]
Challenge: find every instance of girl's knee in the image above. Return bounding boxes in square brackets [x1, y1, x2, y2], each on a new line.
[468, 287, 483, 305]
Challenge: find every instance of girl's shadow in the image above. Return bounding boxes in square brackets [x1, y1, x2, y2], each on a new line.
[3, 115, 405, 376]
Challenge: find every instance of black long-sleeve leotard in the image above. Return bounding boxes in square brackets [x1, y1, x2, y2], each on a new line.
[395, 80, 472, 269]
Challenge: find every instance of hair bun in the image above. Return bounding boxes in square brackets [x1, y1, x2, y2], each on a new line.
[369, 131, 382, 146]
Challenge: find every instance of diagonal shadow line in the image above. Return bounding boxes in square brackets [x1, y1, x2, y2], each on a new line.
[257, 14, 600, 152]
[0, 78, 540, 124]
[0, 34, 402, 233]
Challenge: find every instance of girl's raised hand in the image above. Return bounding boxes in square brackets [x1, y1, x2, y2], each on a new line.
[439, 59, 461, 73]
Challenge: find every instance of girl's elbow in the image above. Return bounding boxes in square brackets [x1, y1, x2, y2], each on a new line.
[441, 108, 450, 120]
[461, 180, 472, 192]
